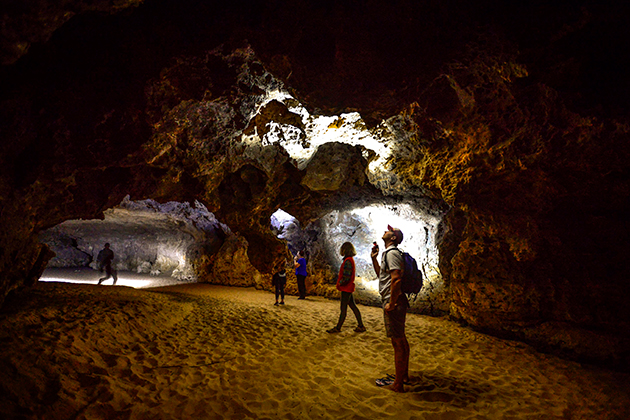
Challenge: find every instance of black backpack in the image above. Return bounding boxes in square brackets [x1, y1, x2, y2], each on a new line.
[384, 248, 423, 300]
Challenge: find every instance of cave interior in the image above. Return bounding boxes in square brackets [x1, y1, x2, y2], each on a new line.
[1, 0, 630, 372]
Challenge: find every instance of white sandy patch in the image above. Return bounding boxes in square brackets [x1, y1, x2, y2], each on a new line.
[40, 267, 187, 289]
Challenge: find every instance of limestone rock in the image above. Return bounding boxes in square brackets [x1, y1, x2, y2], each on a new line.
[209, 234, 262, 288]
[300, 142, 367, 192]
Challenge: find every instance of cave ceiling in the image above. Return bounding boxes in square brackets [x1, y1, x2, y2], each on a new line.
[2, 0, 630, 368]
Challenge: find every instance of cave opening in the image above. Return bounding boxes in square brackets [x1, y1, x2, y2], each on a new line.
[270, 203, 445, 312]
[39, 193, 447, 314]
[39, 197, 225, 288]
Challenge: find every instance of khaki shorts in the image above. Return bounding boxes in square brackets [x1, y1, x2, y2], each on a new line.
[384, 295, 409, 338]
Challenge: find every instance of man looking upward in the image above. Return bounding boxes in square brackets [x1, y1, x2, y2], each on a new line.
[371, 225, 409, 392]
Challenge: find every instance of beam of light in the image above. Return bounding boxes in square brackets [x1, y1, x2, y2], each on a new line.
[39, 271, 182, 289]
[271, 208, 295, 225]
[350, 203, 428, 266]
[358, 277, 380, 295]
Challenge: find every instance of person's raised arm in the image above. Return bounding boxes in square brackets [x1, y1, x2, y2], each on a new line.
[371, 242, 380, 277]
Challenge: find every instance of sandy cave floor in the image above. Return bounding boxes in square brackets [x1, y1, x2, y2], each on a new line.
[0, 269, 629, 419]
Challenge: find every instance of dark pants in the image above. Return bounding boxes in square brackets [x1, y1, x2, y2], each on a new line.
[296, 275, 307, 299]
[275, 282, 286, 301]
[336, 291, 364, 329]
[98, 264, 118, 285]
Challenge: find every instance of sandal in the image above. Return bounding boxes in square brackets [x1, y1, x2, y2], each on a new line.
[385, 373, 411, 385]
[375, 377, 394, 387]
[354, 326, 366, 333]
[326, 327, 341, 334]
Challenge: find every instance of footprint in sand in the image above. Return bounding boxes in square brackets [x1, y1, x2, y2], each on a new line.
[101, 353, 119, 368]
[415, 391, 456, 403]
[146, 343, 160, 356]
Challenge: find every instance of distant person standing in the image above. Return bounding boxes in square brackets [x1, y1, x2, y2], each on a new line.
[326, 242, 366, 333]
[97, 243, 118, 285]
[294, 250, 308, 300]
[272, 261, 287, 306]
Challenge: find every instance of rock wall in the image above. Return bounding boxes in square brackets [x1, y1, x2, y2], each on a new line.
[275, 204, 448, 314]
[401, 53, 630, 367]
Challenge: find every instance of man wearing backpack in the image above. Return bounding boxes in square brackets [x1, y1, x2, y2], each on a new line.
[371, 225, 410, 393]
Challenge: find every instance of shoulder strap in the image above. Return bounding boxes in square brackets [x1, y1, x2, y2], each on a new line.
[382, 248, 402, 271]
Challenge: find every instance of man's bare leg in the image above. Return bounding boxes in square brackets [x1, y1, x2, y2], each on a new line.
[401, 336, 410, 382]
[389, 337, 408, 392]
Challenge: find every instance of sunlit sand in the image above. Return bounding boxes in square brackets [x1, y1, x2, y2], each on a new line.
[1, 272, 629, 419]
[40, 267, 187, 289]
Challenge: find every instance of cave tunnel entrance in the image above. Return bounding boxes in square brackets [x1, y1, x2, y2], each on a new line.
[39, 197, 225, 288]
[271, 203, 445, 312]
[39, 194, 446, 315]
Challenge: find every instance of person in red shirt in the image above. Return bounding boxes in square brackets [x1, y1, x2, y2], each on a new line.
[326, 242, 366, 333]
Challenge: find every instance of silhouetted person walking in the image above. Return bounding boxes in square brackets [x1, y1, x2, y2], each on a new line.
[97, 243, 118, 285]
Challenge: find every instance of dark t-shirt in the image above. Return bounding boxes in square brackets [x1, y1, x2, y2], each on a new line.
[97, 248, 114, 270]
[272, 271, 287, 286]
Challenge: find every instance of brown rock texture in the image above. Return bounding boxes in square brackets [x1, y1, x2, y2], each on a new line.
[300, 142, 367, 192]
[1, 0, 629, 369]
[208, 234, 263, 288]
